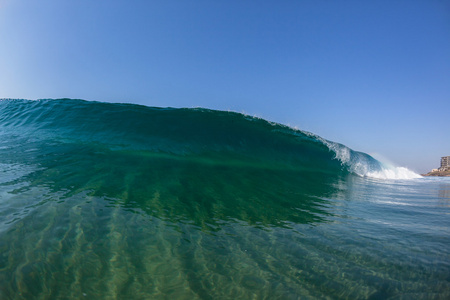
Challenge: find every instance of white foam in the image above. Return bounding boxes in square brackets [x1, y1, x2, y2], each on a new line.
[321, 138, 422, 180]
[366, 166, 422, 180]
[368, 155, 422, 179]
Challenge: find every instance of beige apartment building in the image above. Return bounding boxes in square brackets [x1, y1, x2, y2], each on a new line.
[440, 156, 450, 171]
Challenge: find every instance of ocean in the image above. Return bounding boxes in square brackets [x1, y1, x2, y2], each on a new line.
[0, 99, 449, 299]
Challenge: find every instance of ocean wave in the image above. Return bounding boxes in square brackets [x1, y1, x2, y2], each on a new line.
[0, 98, 419, 180]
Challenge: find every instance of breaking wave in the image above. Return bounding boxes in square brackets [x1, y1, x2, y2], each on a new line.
[0, 98, 419, 180]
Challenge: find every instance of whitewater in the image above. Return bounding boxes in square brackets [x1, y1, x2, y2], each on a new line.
[0, 99, 448, 299]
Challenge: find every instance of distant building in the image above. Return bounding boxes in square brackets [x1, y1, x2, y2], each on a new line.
[440, 156, 450, 171]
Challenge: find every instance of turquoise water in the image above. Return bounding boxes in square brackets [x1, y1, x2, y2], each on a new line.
[0, 99, 449, 299]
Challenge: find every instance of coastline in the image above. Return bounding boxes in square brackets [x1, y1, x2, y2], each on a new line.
[421, 170, 450, 177]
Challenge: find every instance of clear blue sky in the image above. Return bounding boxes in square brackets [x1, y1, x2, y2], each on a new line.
[1, 0, 449, 173]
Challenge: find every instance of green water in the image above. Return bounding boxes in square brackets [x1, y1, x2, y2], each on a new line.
[0, 99, 449, 299]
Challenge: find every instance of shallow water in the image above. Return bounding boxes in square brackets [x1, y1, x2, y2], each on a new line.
[0, 99, 449, 299]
